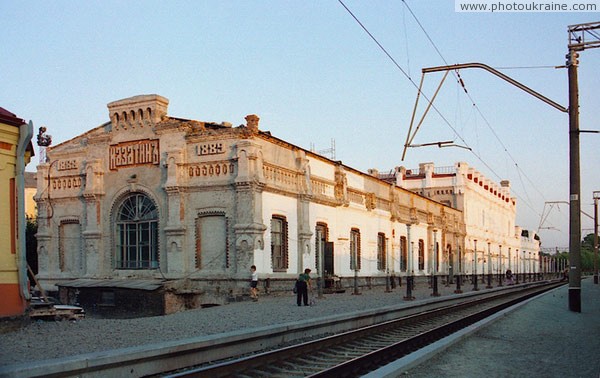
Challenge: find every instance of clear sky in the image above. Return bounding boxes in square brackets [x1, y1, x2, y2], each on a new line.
[2, 1, 598, 250]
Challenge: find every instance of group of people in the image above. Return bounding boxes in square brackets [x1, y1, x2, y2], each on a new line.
[249, 266, 312, 306]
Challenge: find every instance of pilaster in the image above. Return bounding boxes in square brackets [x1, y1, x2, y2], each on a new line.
[233, 139, 266, 273]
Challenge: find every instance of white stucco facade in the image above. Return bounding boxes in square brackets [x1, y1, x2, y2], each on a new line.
[385, 161, 540, 276]
[35, 95, 465, 309]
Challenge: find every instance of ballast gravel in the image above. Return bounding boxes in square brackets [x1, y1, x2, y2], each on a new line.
[1, 286, 443, 366]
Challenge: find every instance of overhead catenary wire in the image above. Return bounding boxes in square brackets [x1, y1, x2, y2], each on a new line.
[337, 0, 470, 152]
[401, 4, 411, 78]
[398, 0, 555, 222]
[339, 0, 546, 221]
[400, 1, 549, 198]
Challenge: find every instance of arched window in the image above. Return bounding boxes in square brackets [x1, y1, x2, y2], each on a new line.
[115, 193, 158, 269]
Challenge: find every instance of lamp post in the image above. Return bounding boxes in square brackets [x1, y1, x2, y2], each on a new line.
[521, 251, 525, 281]
[515, 250, 520, 284]
[529, 252, 533, 282]
[455, 235, 463, 294]
[473, 240, 479, 291]
[432, 230, 440, 297]
[385, 237, 391, 292]
[317, 229, 324, 299]
[486, 242, 493, 288]
[351, 230, 360, 296]
[593, 191, 599, 284]
[404, 225, 415, 301]
[446, 243, 451, 287]
[498, 245, 503, 286]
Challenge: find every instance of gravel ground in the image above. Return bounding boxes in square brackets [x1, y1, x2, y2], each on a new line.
[1, 284, 455, 367]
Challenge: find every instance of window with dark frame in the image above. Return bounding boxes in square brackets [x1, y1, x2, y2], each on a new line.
[315, 223, 328, 273]
[115, 193, 158, 269]
[271, 216, 288, 272]
[400, 236, 408, 272]
[350, 228, 361, 271]
[377, 232, 386, 271]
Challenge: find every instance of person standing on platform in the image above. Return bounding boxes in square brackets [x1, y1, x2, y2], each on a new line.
[250, 265, 259, 301]
[296, 268, 312, 306]
[506, 269, 514, 285]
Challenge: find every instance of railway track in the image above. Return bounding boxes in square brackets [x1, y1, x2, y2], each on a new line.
[164, 282, 563, 378]
[5, 281, 563, 378]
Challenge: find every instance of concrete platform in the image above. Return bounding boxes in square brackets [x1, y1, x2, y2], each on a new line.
[368, 277, 600, 378]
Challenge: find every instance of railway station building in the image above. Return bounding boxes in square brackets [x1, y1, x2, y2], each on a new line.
[35, 94, 467, 316]
[378, 162, 541, 277]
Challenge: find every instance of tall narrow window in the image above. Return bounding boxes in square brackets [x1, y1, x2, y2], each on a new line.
[447, 244, 453, 274]
[315, 223, 329, 274]
[350, 228, 361, 271]
[115, 193, 158, 269]
[377, 233, 386, 271]
[59, 220, 81, 272]
[195, 214, 227, 271]
[400, 236, 408, 272]
[418, 239, 425, 271]
[271, 216, 288, 272]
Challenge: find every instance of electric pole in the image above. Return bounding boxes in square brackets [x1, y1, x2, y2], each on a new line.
[566, 44, 581, 312]
[405, 22, 599, 313]
[567, 21, 600, 312]
[594, 191, 599, 285]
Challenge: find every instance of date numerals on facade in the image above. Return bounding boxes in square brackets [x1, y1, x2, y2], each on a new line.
[56, 159, 78, 171]
[196, 142, 224, 156]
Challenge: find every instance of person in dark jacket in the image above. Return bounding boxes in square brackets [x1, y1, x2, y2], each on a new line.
[296, 268, 312, 306]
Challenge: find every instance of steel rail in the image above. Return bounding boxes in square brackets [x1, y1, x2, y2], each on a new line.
[166, 281, 563, 378]
[309, 283, 562, 377]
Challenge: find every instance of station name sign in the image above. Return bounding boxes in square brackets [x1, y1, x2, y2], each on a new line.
[109, 139, 160, 170]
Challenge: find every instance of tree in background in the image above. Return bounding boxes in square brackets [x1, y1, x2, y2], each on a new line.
[26, 217, 38, 284]
[581, 233, 595, 274]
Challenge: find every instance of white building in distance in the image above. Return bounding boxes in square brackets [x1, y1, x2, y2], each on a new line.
[378, 162, 540, 278]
